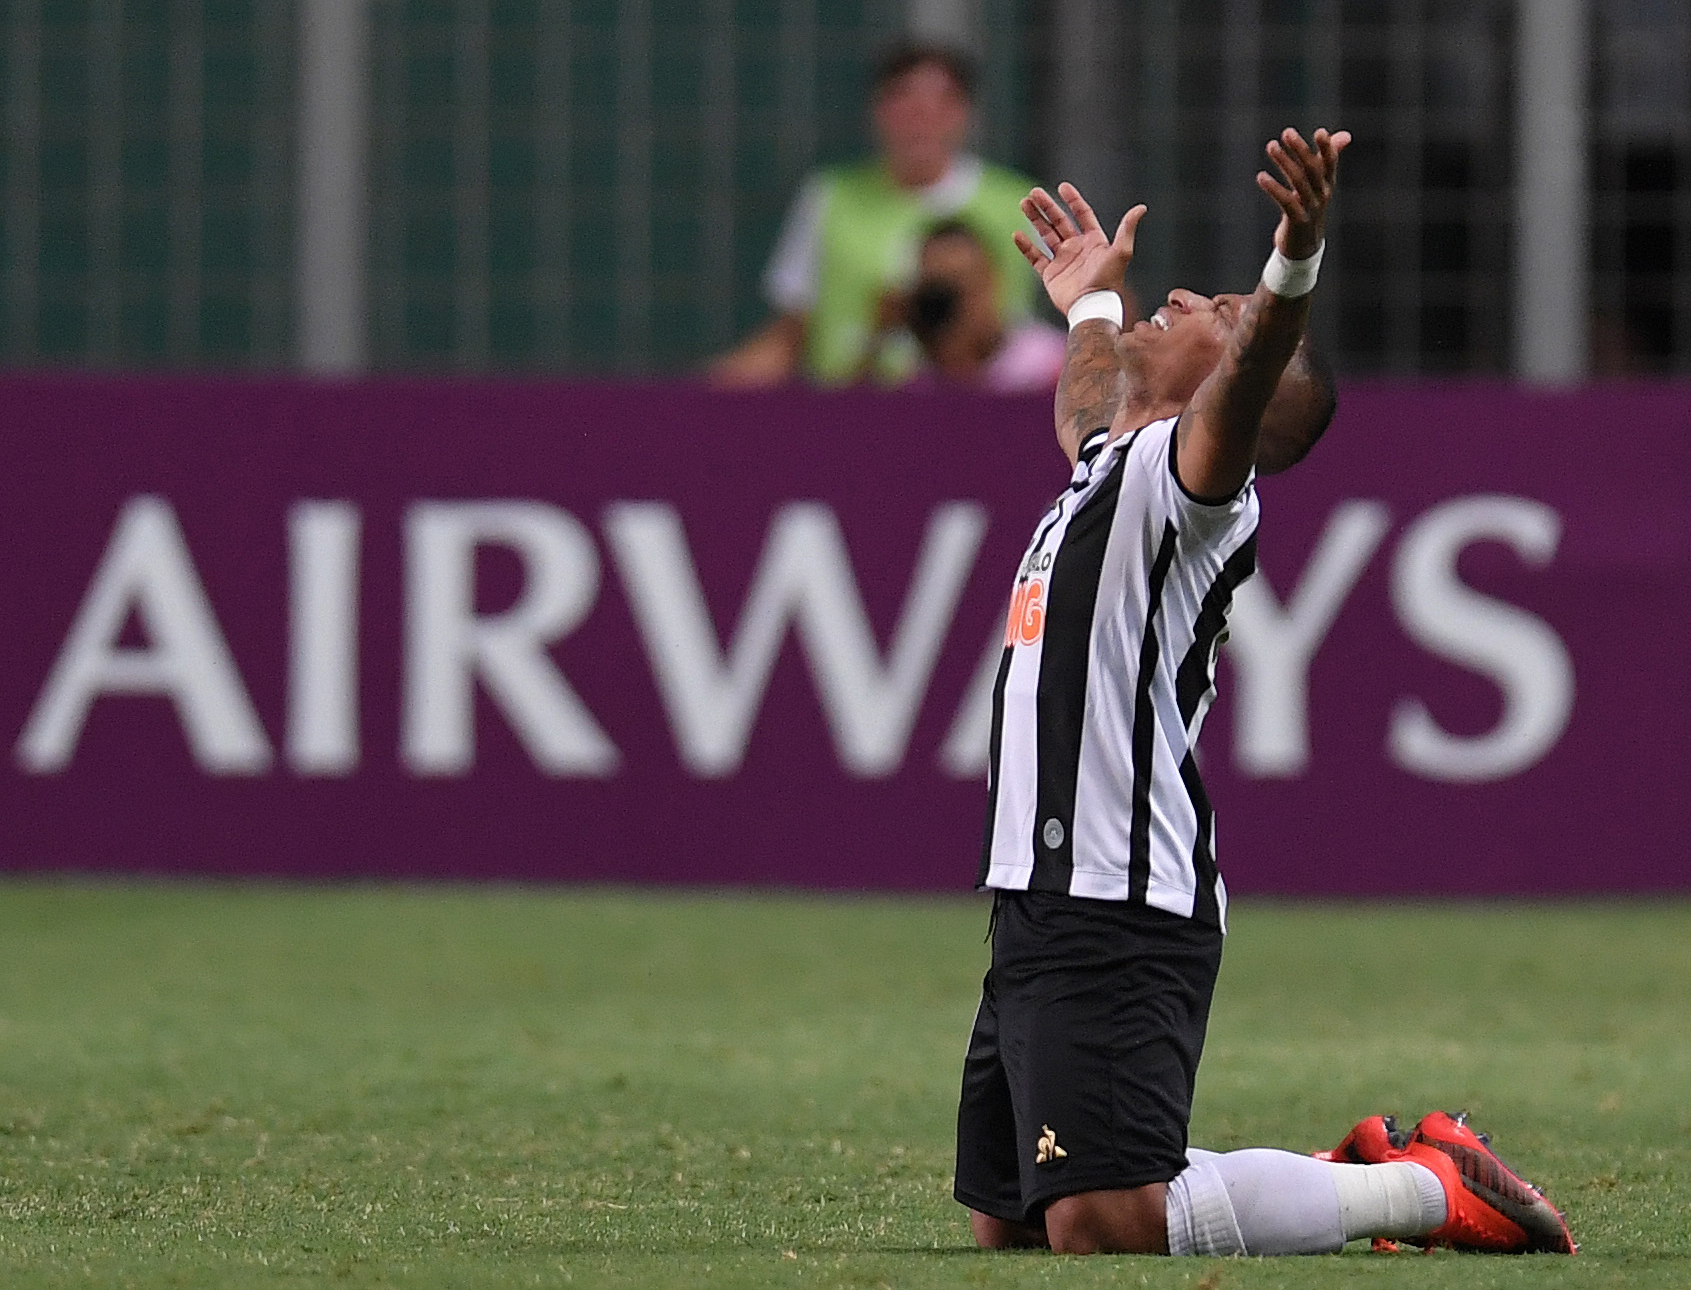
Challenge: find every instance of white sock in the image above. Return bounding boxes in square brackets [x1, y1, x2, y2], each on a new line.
[1166, 1149, 1447, 1256]
[1331, 1160, 1447, 1241]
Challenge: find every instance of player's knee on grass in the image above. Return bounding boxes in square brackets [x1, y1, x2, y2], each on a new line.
[969, 1210, 1048, 1249]
[1044, 1184, 1170, 1255]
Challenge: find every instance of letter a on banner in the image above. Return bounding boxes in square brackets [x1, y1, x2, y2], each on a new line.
[16, 496, 274, 774]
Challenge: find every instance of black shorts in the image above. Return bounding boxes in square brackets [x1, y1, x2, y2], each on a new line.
[953, 888, 1223, 1224]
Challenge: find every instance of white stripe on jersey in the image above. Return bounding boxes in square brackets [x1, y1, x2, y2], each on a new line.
[978, 416, 1259, 930]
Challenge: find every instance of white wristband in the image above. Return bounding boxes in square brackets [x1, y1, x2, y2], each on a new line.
[1261, 240, 1325, 297]
[1067, 290, 1124, 331]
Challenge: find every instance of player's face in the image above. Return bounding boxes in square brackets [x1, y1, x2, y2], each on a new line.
[1121, 288, 1240, 400]
[1126, 288, 1323, 468]
[872, 63, 971, 187]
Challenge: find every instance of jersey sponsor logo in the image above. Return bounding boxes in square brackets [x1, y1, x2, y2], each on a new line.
[1035, 1124, 1068, 1165]
[1005, 578, 1047, 648]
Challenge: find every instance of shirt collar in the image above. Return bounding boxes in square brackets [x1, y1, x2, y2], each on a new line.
[1069, 427, 1116, 488]
[1077, 428, 1110, 467]
[917, 155, 984, 215]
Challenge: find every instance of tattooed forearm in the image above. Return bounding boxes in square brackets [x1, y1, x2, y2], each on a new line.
[1181, 283, 1309, 461]
[1055, 321, 1125, 464]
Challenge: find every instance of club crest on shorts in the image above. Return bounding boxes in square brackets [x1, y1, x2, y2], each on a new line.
[1035, 1124, 1068, 1165]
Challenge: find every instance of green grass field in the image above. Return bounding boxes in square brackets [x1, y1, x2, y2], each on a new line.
[0, 883, 1686, 1288]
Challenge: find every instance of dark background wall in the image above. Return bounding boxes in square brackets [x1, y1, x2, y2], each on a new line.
[0, 0, 1685, 376]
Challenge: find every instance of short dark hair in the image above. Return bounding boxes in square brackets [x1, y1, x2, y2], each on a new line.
[871, 42, 976, 103]
[1256, 339, 1338, 475]
[922, 217, 984, 248]
[1294, 340, 1338, 441]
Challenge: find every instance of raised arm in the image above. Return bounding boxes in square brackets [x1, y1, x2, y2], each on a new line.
[1054, 318, 1126, 464]
[1014, 184, 1146, 464]
[1177, 127, 1349, 500]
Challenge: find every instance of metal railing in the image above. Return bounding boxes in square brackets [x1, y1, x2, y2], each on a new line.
[1, 0, 294, 368]
[0, 1, 1685, 377]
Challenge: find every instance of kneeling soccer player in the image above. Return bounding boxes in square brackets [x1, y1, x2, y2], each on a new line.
[952, 126, 1575, 1257]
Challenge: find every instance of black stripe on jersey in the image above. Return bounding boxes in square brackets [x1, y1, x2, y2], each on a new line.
[1028, 449, 1128, 893]
[975, 644, 1016, 888]
[1127, 520, 1181, 903]
[978, 500, 1073, 887]
[1169, 532, 1255, 923]
[1178, 751, 1222, 927]
[1077, 427, 1110, 466]
[1175, 533, 1259, 729]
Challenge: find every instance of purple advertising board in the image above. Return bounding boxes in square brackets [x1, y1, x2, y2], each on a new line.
[3, 375, 1687, 895]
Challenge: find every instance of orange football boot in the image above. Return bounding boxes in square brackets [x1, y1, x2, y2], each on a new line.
[1409, 1111, 1577, 1254]
[1313, 1114, 1409, 1163]
[1314, 1113, 1535, 1253]
[1401, 1138, 1531, 1252]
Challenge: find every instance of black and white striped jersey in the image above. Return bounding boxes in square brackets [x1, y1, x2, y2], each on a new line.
[977, 415, 1260, 929]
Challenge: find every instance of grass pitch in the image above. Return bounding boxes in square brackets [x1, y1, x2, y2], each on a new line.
[0, 883, 1687, 1288]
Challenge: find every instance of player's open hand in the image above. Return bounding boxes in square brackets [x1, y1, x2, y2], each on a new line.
[1257, 127, 1350, 260]
[1013, 182, 1146, 319]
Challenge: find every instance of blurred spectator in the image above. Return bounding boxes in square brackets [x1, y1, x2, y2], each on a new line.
[708, 43, 1041, 388]
[879, 220, 1067, 392]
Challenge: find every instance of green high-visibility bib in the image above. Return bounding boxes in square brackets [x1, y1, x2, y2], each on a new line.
[805, 161, 1039, 385]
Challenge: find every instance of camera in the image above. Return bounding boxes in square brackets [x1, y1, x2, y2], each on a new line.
[909, 279, 962, 345]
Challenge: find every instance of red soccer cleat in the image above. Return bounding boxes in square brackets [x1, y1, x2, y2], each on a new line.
[1313, 1113, 1410, 1164]
[1409, 1111, 1577, 1254]
[1400, 1138, 1531, 1252]
[1315, 1113, 1542, 1254]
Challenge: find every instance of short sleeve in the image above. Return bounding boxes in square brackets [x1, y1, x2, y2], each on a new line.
[761, 175, 829, 315]
[1145, 417, 1258, 541]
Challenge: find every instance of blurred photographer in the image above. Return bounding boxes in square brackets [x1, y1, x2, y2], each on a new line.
[708, 43, 1040, 388]
[872, 220, 1068, 392]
